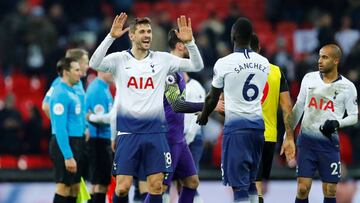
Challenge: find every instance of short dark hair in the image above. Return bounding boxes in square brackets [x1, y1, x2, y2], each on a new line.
[168, 28, 182, 50]
[65, 48, 88, 62]
[129, 17, 151, 33]
[250, 33, 260, 52]
[56, 57, 78, 77]
[231, 17, 253, 47]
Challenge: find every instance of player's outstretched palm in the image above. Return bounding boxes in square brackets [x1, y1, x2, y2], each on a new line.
[110, 12, 130, 38]
[175, 15, 193, 44]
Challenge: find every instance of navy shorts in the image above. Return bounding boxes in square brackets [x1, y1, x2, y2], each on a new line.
[221, 129, 264, 189]
[297, 146, 341, 183]
[112, 133, 172, 177]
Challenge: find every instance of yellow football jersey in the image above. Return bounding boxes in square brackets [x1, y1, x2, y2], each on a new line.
[261, 64, 281, 142]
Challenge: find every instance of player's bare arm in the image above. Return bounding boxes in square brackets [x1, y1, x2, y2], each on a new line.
[197, 86, 222, 125]
[279, 91, 296, 163]
[175, 15, 193, 44]
[110, 12, 130, 38]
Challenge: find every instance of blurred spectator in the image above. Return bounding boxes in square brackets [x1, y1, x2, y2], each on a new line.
[271, 36, 295, 81]
[0, 93, 24, 154]
[344, 40, 360, 81]
[24, 6, 57, 76]
[336, 131, 357, 203]
[158, 11, 173, 34]
[47, 3, 69, 45]
[149, 13, 167, 51]
[316, 12, 336, 52]
[199, 12, 225, 43]
[111, 0, 133, 14]
[0, 0, 30, 75]
[335, 16, 360, 57]
[222, 2, 242, 48]
[196, 31, 218, 68]
[23, 106, 43, 154]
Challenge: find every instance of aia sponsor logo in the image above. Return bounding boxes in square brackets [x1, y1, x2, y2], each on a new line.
[308, 97, 334, 112]
[127, 76, 154, 89]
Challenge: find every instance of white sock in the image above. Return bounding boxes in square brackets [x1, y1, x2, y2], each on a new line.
[194, 194, 204, 203]
[162, 192, 170, 203]
[234, 200, 250, 203]
[249, 194, 259, 203]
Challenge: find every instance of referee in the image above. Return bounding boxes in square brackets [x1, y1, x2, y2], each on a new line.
[49, 57, 85, 203]
[85, 71, 114, 203]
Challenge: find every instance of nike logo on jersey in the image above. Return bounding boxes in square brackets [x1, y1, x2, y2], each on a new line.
[308, 97, 334, 112]
[127, 76, 154, 89]
[125, 67, 131, 69]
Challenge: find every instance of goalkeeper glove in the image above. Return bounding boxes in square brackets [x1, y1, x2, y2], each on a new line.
[319, 120, 339, 139]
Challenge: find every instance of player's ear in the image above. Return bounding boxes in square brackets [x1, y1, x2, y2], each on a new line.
[176, 42, 184, 51]
[128, 31, 134, 41]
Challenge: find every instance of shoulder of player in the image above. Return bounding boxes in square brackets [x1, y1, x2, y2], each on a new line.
[150, 51, 174, 59]
[50, 76, 61, 87]
[85, 80, 99, 95]
[338, 74, 357, 88]
[187, 79, 203, 90]
[270, 63, 280, 70]
[302, 71, 319, 81]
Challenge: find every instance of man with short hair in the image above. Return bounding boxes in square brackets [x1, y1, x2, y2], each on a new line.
[89, 13, 204, 203]
[49, 57, 84, 203]
[85, 71, 114, 203]
[292, 44, 358, 203]
[197, 17, 270, 203]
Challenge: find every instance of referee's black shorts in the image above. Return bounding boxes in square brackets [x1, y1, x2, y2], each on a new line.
[88, 137, 113, 185]
[256, 141, 276, 181]
[49, 136, 85, 185]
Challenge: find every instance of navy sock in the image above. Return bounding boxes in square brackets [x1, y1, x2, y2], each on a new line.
[88, 194, 94, 203]
[233, 188, 249, 202]
[178, 187, 196, 203]
[144, 194, 162, 203]
[53, 194, 67, 203]
[67, 196, 77, 203]
[93, 193, 106, 203]
[295, 197, 308, 203]
[248, 182, 257, 195]
[113, 193, 128, 203]
[140, 193, 148, 201]
[324, 197, 336, 203]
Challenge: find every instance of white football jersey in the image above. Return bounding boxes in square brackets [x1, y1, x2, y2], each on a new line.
[184, 78, 206, 144]
[105, 51, 192, 133]
[294, 71, 358, 151]
[212, 49, 270, 133]
[89, 35, 204, 133]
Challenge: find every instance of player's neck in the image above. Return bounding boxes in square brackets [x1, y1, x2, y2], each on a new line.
[130, 47, 149, 60]
[234, 44, 251, 51]
[321, 70, 339, 83]
[61, 77, 75, 87]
